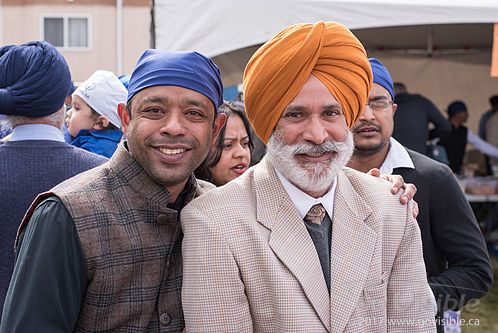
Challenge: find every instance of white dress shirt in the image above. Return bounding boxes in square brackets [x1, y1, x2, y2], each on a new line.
[275, 168, 337, 219]
[379, 137, 415, 174]
[467, 128, 498, 158]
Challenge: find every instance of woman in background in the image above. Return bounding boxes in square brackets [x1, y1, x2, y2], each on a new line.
[195, 101, 254, 186]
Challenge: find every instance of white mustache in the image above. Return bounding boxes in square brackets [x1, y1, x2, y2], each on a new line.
[266, 130, 355, 194]
[290, 140, 348, 155]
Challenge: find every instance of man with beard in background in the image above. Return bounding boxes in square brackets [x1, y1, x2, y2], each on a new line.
[180, 21, 436, 333]
[348, 58, 492, 333]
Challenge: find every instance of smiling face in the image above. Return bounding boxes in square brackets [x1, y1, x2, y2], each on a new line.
[266, 74, 354, 198]
[121, 85, 224, 196]
[209, 113, 251, 186]
[351, 83, 397, 154]
[66, 95, 97, 137]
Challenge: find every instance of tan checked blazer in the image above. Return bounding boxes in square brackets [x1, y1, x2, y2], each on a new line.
[181, 157, 436, 333]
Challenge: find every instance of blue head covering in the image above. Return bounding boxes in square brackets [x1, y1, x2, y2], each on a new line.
[447, 101, 467, 117]
[369, 58, 394, 100]
[118, 74, 131, 89]
[0, 41, 72, 117]
[127, 50, 223, 110]
[68, 82, 76, 95]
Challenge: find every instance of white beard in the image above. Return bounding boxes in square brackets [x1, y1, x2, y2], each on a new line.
[266, 130, 354, 194]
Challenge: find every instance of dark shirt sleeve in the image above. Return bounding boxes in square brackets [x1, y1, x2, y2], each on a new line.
[0, 197, 87, 333]
[427, 99, 451, 139]
[428, 168, 493, 311]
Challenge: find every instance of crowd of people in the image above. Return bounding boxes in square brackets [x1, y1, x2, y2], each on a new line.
[391, 84, 498, 176]
[0, 20, 495, 333]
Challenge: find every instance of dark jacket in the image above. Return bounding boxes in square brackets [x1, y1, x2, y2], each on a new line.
[393, 150, 492, 315]
[393, 93, 451, 155]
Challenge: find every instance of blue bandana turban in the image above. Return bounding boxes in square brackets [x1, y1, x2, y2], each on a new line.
[118, 74, 131, 89]
[369, 58, 395, 100]
[0, 41, 72, 117]
[447, 101, 467, 117]
[127, 50, 223, 110]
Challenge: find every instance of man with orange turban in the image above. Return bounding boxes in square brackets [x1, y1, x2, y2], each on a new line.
[181, 21, 436, 332]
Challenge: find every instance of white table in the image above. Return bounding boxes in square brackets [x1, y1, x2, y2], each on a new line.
[465, 194, 498, 203]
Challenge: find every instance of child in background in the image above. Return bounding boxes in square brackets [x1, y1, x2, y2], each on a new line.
[66, 70, 127, 158]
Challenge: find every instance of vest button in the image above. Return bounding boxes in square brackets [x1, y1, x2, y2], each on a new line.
[160, 313, 172, 326]
[156, 214, 168, 224]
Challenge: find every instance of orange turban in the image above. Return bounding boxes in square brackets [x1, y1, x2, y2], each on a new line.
[243, 21, 373, 144]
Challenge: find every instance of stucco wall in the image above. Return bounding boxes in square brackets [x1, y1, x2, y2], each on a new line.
[1, 2, 150, 82]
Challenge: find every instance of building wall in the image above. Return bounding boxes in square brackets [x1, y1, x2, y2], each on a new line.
[1, 0, 151, 82]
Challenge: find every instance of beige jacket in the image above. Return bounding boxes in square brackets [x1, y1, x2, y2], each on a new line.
[181, 157, 436, 333]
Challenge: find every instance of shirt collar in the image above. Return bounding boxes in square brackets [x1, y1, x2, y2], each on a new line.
[275, 168, 337, 219]
[379, 137, 414, 174]
[9, 124, 65, 142]
[167, 174, 197, 212]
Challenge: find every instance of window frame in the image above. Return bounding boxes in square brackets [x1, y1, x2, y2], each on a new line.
[40, 14, 92, 51]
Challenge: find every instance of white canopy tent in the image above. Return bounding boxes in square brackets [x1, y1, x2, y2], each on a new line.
[155, 0, 498, 57]
[154, 0, 498, 131]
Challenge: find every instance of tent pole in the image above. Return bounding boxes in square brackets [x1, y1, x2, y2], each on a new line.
[117, 0, 123, 75]
[427, 26, 433, 57]
[150, 0, 156, 49]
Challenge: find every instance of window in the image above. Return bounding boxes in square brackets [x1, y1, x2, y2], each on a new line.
[42, 15, 90, 49]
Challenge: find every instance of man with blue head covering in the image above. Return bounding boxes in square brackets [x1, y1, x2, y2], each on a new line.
[2, 49, 226, 332]
[438, 100, 498, 174]
[0, 41, 107, 318]
[0, 41, 72, 117]
[347, 58, 492, 333]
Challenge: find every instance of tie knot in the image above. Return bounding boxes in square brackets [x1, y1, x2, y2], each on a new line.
[304, 203, 326, 225]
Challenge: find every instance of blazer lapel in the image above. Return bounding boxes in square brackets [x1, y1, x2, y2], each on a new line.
[329, 170, 378, 333]
[254, 158, 331, 332]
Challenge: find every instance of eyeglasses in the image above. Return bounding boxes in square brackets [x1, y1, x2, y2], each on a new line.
[366, 100, 393, 111]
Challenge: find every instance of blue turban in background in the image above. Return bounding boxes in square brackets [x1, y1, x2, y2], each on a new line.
[0, 41, 72, 117]
[369, 58, 395, 100]
[447, 101, 467, 117]
[127, 50, 223, 110]
[118, 74, 131, 89]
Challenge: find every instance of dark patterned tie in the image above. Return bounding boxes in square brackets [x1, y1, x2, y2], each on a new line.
[304, 203, 326, 225]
